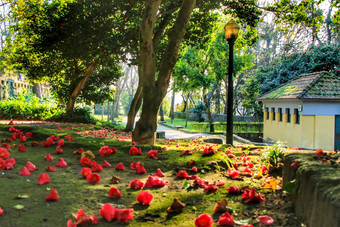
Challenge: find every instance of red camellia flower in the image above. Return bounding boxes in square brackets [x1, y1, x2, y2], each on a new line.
[56, 158, 67, 168]
[228, 168, 240, 179]
[109, 187, 122, 198]
[202, 146, 216, 156]
[147, 150, 158, 159]
[99, 146, 111, 156]
[91, 161, 103, 172]
[177, 170, 189, 179]
[243, 167, 252, 173]
[203, 184, 218, 193]
[315, 148, 325, 156]
[291, 160, 300, 167]
[46, 166, 56, 172]
[74, 147, 84, 154]
[81, 167, 92, 178]
[55, 145, 63, 154]
[102, 160, 111, 167]
[130, 161, 141, 170]
[242, 188, 265, 204]
[144, 176, 167, 188]
[19, 136, 26, 143]
[26, 132, 33, 138]
[181, 150, 193, 155]
[25, 161, 38, 171]
[258, 215, 274, 225]
[18, 144, 26, 152]
[45, 188, 59, 201]
[130, 178, 144, 189]
[6, 157, 16, 166]
[87, 173, 101, 184]
[8, 120, 14, 125]
[58, 139, 65, 147]
[136, 190, 153, 205]
[0, 158, 7, 170]
[44, 153, 53, 161]
[227, 186, 242, 194]
[115, 162, 125, 170]
[129, 146, 142, 155]
[0, 206, 3, 216]
[65, 135, 73, 142]
[38, 173, 50, 185]
[0, 148, 10, 159]
[136, 165, 146, 174]
[195, 213, 214, 227]
[154, 168, 165, 177]
[99, 203, 116, 222]
[9, 126, 16, 132]
[115, 208, 134, 223]
[217, 212, 234, 226]
[80, 157, 91, 167]
[74, 208, 98, 225]
[191, 167, 198, 173]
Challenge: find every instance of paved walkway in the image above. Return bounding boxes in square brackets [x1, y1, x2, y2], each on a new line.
[157, 124, 210, 140]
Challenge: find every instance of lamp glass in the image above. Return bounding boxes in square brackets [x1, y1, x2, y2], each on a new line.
[224, 19, 240, 40]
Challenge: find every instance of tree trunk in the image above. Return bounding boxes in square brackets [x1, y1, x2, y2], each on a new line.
[181, 93, 187, 112]
[169, 89, 175, 123]
[66, 60, 98, 114]
[216, 81, 221, 114]
[203, 90, 214, 133]
[133, 0, 196, 144]
[32, 83, 42, 99]
[125, 84, 143, 132]
[185, 94, 189, 128]
[159, 103, 165, 121]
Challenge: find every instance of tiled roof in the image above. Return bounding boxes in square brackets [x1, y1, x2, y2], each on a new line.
[258, 72, 340, 101]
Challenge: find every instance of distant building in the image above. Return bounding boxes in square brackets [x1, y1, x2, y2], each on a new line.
[258, 71, 340, 151]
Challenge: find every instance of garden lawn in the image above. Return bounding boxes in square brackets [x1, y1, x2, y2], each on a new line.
[0, 121, 300, 226]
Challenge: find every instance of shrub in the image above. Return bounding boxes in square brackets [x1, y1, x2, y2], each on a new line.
[260, 142, 285, 167]
[49, 106, 96, 124]
[0, 94, 61, 120]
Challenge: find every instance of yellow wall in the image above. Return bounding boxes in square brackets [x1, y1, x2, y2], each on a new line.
[264, 114, 335, 151]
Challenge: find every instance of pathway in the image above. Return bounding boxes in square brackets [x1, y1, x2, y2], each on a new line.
[156, 124, 210, 140]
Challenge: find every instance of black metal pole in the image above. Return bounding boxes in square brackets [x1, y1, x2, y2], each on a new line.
[226, 38, 235, 146]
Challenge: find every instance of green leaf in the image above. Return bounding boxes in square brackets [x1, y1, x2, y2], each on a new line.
[183, 179, 191, 189]
[234, 219, 251, 225]
[14, 204, 25, 210]
[16, 194, 30, 199]
[283, 179, 296, 195]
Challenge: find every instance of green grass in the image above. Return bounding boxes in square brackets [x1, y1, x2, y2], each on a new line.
[0, 123, 272, 226]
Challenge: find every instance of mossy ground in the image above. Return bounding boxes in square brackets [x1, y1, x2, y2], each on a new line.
[0, 122, 299, 227]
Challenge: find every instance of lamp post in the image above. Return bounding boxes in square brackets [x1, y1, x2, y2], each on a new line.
[224, 19, 240, 146]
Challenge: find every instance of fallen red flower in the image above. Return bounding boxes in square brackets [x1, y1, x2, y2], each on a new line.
[147, 150, 158, 159]
[193, 177, 209, 188]
[38, 173, 50, 185]
[74, 147, 84, 154]
[46, 166, 56, 172]
[203, 184, 218, 193]
[258, 215, 274, 225]
[87, 173, 101, 184]
[9, 126, 16, 132]
[136, 165, 146, 174]
[45, 153, 53, 161]
[18, 144, 26, 152]
[81, 167, 92, 178]
[291, 160, 300, 167]
[99, 146, 112, 156]
[129, 146, 142, 155]
[202, 146, 216, 156]
[144, 176, 167, 188]
[0, 158, 6, 170]
[154, 168, 165, 177]
[177, 170, 189, 179]
[74, 208, 98, 225]
[55, 145, 63, 154]
[102, 160, 111, 167]
[217, 212, 234, 226]
[109, 187, 122, 198]
[8, 120, 14, 125]
[91, 161, 103, 172]
[181, 150, 193, 155]
[227, 186, 242, 194]
[26, 132, 33, 138]
[130, 178, 144, 189]
[45, 188, 59, 201]
[80, 157, 91, 167]
[99, 203, 116, 222]
[0, 206, 3, 216]
[242, 188, 265, 204]
[130, 161, 141, 170]
[19, 136, 26, 143]
[191, 167, 198, 173]
[25, 161, 38, 171]
[0, 148, 10, 159]
[56, 158, 67, 168]
[115, 162, 125, 170]
[6, 157, 16, 166]
[228, 168, 240, 179]
[115, 208, 134, 223]
[316, 148, 325, 156]
[136, 190, 153, 205]
[58, 139, 65, 147]
[195, 213, 213, 227]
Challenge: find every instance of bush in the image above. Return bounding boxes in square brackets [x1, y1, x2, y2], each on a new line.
[49, 106, 96, 124]
[192, 102, 206, 122]
[261, 142, 285, 167]
[0, 94, 61, 120]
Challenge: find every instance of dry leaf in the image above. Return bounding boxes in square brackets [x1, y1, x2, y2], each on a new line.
[187, 160, 196, 166]
[31, 141, 39, 147]
[81, 150, 95, 160]
[214, 199, 228, 213]
[167, 198, 185, 213]
[109, 176, 121, 184]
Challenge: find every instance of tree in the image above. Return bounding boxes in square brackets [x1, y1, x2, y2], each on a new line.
[4, 0, 129, 113]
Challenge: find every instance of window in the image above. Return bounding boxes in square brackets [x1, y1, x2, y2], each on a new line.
[286, 108, 291, 123]
[294, 108, 300, 124]
[278, 108, 282, 122]
[272, 108, 276, 121]
[266, 107, 269, 120]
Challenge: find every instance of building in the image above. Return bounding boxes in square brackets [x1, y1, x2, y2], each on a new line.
[258, 71, 340, 151]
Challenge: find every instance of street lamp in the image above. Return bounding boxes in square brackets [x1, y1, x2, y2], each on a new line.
[224, 19, 240, 146]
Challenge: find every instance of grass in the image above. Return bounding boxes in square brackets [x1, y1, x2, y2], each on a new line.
[0, 122, 276, 226]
